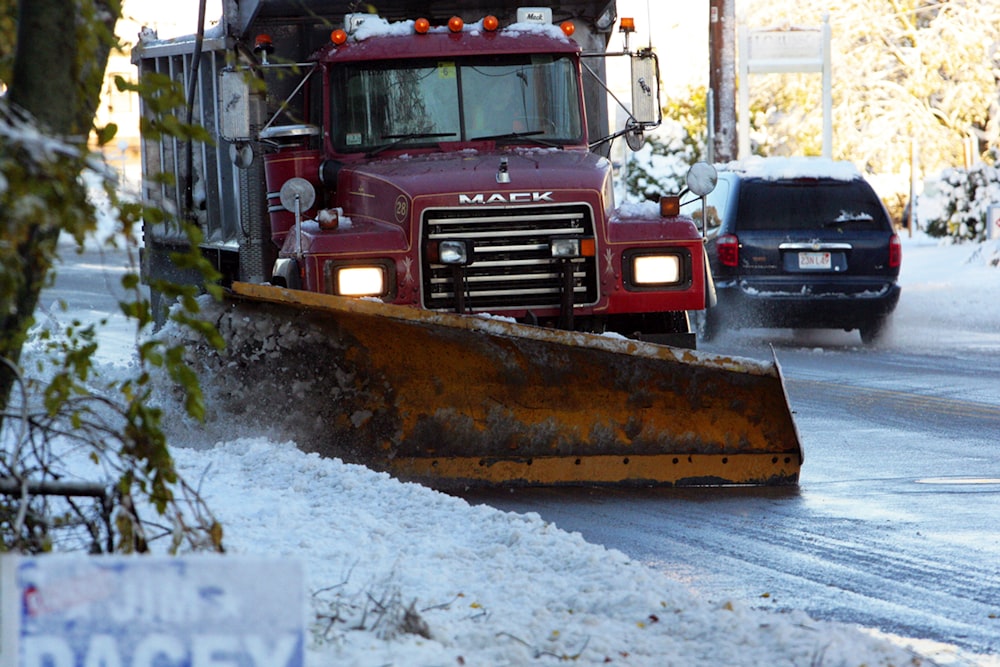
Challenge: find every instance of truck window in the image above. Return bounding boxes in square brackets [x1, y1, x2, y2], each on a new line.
[461, 55, 581, 141]
[330, 54, 583, 153]
[337, 64, 459, 150]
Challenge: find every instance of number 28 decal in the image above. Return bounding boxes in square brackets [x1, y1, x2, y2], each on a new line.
[394, 195, 408, 223]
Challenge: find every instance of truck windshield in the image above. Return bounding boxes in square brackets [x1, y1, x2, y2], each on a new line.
[331, 54, 583, 153]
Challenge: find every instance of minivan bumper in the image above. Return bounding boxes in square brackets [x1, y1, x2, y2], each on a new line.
[714, 279, 901, 329]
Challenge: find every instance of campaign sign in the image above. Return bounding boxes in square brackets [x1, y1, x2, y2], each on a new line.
[1, 555, 304, 667]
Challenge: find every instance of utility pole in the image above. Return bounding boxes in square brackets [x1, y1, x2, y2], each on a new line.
[709, 0, 737, 162]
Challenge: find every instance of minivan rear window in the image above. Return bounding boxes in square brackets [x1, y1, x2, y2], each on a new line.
[737, 179, 888, 231]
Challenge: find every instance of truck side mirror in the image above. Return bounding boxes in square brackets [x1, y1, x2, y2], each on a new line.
[686, 162, 718, 197]
[219, 69, 252, 142]
[629, 50, 661, 128]
[624, 119, 644, 151]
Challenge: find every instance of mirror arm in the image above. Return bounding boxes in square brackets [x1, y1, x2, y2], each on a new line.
[581, 59, 647, 152]
[580, 58, 652, 130]
[588, 124, 641, 151]
[259, 63, 320, 137]
[581, 58, 630, 113]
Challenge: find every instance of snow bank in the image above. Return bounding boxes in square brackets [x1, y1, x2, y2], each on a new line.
[162, 438, 925, 666]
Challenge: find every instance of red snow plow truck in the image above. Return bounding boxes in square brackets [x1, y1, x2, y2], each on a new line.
[134, 1, 802, 488]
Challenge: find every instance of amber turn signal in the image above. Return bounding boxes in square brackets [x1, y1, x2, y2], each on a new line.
[660, 195, 680, 217]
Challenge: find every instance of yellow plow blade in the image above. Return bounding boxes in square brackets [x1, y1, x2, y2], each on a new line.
[227, 282, 803, 488]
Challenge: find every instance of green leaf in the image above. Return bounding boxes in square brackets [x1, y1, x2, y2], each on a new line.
[94, 123, 118, 146]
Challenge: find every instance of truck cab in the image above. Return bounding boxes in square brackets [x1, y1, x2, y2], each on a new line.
[137, 3, 712, 346]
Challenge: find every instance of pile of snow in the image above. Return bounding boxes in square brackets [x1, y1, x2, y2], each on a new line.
[886, 232, 1000, 347]
[149, 438, 928, 666]
[721, 156, 862, 181]
[348, 12, 571, 43]
[349, 13, 419, 40]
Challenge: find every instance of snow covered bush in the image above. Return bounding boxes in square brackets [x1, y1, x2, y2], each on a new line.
[622, 87, 707, 201]
[917, 152, 1000, 242]
[622, 125, 694, 200]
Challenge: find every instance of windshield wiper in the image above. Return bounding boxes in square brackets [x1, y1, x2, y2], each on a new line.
[468, 129, 562, 148]
[368, 132, 457, 157]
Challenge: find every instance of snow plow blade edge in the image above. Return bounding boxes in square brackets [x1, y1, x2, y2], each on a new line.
[225, 282, 803, 488]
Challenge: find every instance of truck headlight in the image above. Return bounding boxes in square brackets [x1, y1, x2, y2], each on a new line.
[325, 259, 397, 299]
[426, 239, 472, 265]
[633, 255, 680, 284]
[551, 237, 596, 258]
[551, 238, 580, 258]
[439, 240, 469, 265]
[621, 250, 691, 291]
[336, 266, 385, 296]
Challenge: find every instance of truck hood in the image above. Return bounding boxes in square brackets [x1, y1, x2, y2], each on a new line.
[338, 148, 610, 209]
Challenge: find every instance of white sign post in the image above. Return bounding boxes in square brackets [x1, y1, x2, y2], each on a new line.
[987, 204, 1000, 240]
[1, 555, 305, 667]
[738, 15, 832, 159]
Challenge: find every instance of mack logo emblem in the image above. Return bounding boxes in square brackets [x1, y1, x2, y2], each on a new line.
[459, 192, 554, 204]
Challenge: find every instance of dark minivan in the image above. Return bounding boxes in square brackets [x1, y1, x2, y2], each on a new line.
[687, 157, 901, 344]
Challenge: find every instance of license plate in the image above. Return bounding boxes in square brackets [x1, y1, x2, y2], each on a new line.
[798, 251, 831, 269]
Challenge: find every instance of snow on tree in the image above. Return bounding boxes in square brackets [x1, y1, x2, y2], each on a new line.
[741, 0, 1000, 176]
[622, 88, 708, 201]
[918, 149, 1000, 243]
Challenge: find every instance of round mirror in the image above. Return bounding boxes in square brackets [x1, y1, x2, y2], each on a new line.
[686, 162, 718, 197]
[229, 142, 254, 169]
[279, 177, 316, 212]
[624, 120, 644, 152]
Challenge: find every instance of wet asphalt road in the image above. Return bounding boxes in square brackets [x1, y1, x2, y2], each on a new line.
[464, 332, 1000, 656]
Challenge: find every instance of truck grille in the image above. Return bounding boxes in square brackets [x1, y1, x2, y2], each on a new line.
[422, 204, 599, 312]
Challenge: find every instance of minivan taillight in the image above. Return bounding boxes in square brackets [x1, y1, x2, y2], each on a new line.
[889, 233, 901, 268]
[717, 234, 739, 267]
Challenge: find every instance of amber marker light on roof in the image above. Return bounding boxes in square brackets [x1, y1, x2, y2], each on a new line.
[448, 16, 464, 32]
[560, 21, 576, 36]
[483, 15, 499, 31]
[330, 29, 347, 45]
[619, 17, 635, 33]
[414, 17, 430, 34]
